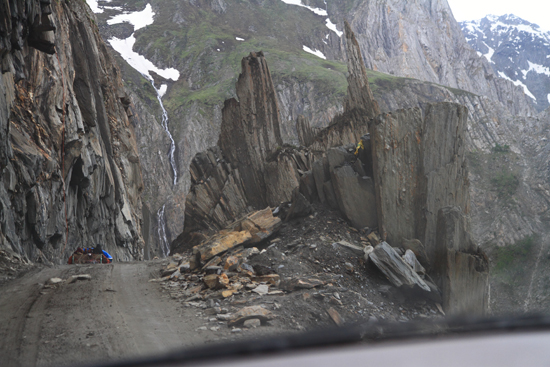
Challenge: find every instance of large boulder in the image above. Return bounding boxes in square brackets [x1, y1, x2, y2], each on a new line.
[325, 146, 377, 229]
[369, 242, 430, 292]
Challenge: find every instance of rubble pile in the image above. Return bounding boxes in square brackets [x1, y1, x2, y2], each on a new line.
[168, 20, 488, 325]
[0, 249, 32, 285]
[155, 205, 447, 334]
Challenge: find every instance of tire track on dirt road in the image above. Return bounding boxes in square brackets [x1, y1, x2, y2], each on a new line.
[0, 262, 208, 367]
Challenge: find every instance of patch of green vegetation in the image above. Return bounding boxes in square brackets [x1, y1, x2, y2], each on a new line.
[492, 143, 511, 153]
[367, 71, 414, 94]
[270, 52, 348, 98]
[490, 170, 519, 199]
[444, 85, 477, 98]
[466, 151, 482, 171]
[493, 235, 537, 285]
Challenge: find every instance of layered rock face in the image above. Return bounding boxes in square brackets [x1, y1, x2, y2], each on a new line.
[434, 207, 489, 314]
[0, 0, 144, 262]
[342, 0, 535, 117]
[181, 51, 313, 238]
[218, 52, 284, 209]
[370, 102, 470, 260]
[178, 23, 489, 314]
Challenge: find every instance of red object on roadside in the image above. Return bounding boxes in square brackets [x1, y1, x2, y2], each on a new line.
[67, 252, 110, 264]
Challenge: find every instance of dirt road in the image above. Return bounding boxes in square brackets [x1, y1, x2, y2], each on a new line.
[0, 261, 222, 367]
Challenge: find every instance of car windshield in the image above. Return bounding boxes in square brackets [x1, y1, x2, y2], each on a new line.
[1, 0, 550, 366]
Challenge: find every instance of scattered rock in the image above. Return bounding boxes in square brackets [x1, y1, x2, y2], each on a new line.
[402, 250, 425, 275]
[252, 264, 276, 276]
[238, 208, 282, 244]
[203, 273, 229, 289]
[327, 307, 343, 326]
[47, 278, 63, 285]
[161, 267, 178, 277]
[221, 290, 236, 298]
[67, 274, 92, 284]
[369, 242, 430, 292]
[228, 306, 273, 326]
[363, 245, 374, 260]
[367, 232, 381, 245]
[279, 277, 326, 292]
[333, 241, 365, 256]
[402, 238, 429, 269]
[243, 318, 261, 328]
[223, 256, 239, 271]
[252, 284, 269, 295]
[253, 274, 280, 286]
[217, 314, 232, 321]
[194, 231, 253, 264]
[285, 188, 313, 221]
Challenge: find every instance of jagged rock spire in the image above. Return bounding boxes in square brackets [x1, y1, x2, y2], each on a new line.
[344, 20, 380, 119]
[218, 51, 283, 209]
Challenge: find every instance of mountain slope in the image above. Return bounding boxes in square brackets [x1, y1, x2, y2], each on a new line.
[461, 14, 550, 111]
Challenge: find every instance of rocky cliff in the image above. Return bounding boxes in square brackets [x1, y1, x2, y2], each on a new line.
[176, 24, 489, 314]
[0, 0, 144, 263]
[341, 0, 535, 117]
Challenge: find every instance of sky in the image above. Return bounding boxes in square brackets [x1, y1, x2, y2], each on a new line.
[447, 0, 550, 32]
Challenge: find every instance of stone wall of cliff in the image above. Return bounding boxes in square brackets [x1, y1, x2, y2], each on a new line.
[0, 0, 144, 263]
[340, 0, 535, 118]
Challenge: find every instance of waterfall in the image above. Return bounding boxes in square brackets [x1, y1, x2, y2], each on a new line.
[149, 80, 177, 257]
[95, 1, 180, 257]
[157, 205, 170, 257]
[148, 79, 178, 185]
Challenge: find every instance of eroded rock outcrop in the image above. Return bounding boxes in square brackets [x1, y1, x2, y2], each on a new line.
[218, 52, 284, 209]
[179, 52, 313, 247]
[434, 207, 489, 314]
[177, 23, 488, 315]
[370, 102, 470, 261]
[0, 0, 144, 262]
[309, 21, 380, 153]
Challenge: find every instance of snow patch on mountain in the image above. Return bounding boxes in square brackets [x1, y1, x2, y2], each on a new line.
[527, 61, 550, 77]
[107, 4, 155, 30]
[109, 36, 179, 81]
[326, 18, 343, 37]
[482, 42, 495, 63]
[103, 3, 180, 81]
[279, 0, 327, 16]
[498, 71, 536, 100]
[87, 0, 103, 13]
[303, 45, 326, 59]
[279, 0, 342, 37]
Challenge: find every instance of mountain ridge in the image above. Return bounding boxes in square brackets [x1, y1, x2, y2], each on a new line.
[460, 13, 550, 111]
